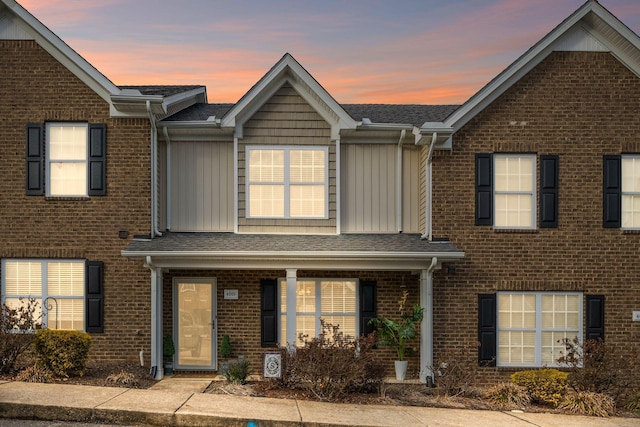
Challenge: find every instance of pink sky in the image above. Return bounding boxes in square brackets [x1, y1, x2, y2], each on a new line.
[17, 0, 640, 105]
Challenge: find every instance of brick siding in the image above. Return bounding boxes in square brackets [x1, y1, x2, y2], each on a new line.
[0, 40, 152, 364]
[432, 51, 640, 384]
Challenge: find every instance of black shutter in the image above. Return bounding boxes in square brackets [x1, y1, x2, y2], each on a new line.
[603, 155, 621, 228]
[540, 155, 559, 228]
[260, 279, 278, 347]
[26, 123, 44, 195]
[85, 261, 104, 333]
[475, 154, 493, 225]
[88, 124, 106, 196]
[359, 280, 377, 337]
[585, 295, 605, 341]
[478, 294, 496, 366]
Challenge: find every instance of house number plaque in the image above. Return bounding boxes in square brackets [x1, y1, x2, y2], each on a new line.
[224, 289, 239, 300]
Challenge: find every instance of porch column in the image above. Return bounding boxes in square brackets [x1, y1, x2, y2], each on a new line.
[420, 258, 437, 383]
[286, 269, 297, 347]
[149, 264, 163, 380]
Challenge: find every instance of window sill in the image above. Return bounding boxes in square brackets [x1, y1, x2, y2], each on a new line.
[622, 229, 640, 234]
[493, 228, 539, 234]
[45, 196, 90, 201]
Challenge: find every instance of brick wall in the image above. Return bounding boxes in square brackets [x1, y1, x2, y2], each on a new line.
[162, 269, 423, 378]
[0, 40, 152, 364]
[432, 51, 640, 384]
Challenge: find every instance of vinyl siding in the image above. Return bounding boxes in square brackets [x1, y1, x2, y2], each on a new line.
[341, 143, 420, 233]
[168, 141, 234, 231]
[237, 83, 336, 234]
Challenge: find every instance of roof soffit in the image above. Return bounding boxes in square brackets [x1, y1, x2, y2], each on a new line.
[221, 53, 358, 139]
[444, 0, 640, 132]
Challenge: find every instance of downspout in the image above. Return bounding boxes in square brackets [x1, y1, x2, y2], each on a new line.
[144, 256, 163, 380]
[396, 129, 406, 233]
[335, 136, 341, 235]
[162, 127, 172, 231]
[420, 256, 438, 384]
[421, 132, 438, 241]
[146, 101, 162, 237]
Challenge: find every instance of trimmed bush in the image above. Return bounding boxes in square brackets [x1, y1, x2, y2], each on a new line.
[34, 329, 92, 377]
[511, 369, 568, 407]
[559, 391, 615, 417]
[485, 382, 531, 409]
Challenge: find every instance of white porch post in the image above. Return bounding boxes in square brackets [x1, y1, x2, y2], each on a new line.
[149, 262, 163, 380]
[420, 258, 437, 383]
[286, 269, 297, 347]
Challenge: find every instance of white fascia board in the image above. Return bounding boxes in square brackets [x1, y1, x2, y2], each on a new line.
[109, 95, 165, 118]
[443, 0, 608, 132]
[163, 87, 208, 110]
[122, 250, 465, 271]
[4, 0, 120, 103]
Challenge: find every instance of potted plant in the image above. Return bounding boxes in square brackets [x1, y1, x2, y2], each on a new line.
[219, 334, 232, 375]
[163, 335, 175, 375]
[369, 291, 424, 381]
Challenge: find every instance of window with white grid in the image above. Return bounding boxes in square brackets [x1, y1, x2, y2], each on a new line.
[622, 156, 640, 229]
[494, 155, 535, 228]
[497, 292, 581, 367]
[247, 146, 327, 219]
[280, 279, 357, 346]
[47, 123, 88, 197]
[2, 259, 85, 331]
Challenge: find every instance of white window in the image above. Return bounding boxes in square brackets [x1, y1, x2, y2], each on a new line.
[622, 156, 640, 228]
[2, 260, 85, 331]
[247, 146, 328, 218]
[279, 279, 357, 346]
[494, 155, 536, 228]
[47, 123, 88, 197]
[497, 292, 582, 367]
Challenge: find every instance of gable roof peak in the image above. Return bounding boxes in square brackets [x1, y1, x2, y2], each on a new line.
[220, 53, 357, 138]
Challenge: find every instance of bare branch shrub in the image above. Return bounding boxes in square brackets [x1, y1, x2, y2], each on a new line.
[281, 319, 384, 401]
[0, 298, 41, 374]
[557, 337, 639, 405]
[430, 349, 475, 397]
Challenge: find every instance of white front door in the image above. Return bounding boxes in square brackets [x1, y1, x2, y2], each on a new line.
[174, 278, 217, 370]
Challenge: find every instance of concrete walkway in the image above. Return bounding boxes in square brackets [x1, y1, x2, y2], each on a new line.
[1, 379, 639, 426]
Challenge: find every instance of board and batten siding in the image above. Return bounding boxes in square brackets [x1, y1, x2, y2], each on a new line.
[168, 141, 234, 231]
[341, 143, 421, 233]
[237, 83, 336, 234]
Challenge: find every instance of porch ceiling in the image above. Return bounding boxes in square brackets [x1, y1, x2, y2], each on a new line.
[121, 232, 464, 271]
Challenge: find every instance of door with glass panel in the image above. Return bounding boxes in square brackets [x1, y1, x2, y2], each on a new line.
[174, 279, 216, 369]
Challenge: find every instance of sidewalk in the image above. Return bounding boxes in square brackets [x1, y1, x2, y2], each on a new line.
[1, 379, 639, 427]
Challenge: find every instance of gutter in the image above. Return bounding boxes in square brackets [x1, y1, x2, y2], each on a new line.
[397, 129, 407, 233]
[146, 101, 162, 237]
[421, 132, 438, 241]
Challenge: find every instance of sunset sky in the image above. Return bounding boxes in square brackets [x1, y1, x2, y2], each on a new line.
[17, 0, 640, 105]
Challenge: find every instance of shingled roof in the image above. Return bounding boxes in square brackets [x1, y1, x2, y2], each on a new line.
[162, 102, 460, 126]
[119, 85, 205, 97]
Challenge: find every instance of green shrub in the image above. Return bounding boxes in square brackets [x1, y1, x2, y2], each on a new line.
[511, 369, 568, 407]
[225, 358, 250, 384]
[559, 391, 615, 417]
[281, 319, 384, 401]
[0, 298, 41, 374]
[485, 382, 531, 409]
[34, 329, 92, 377]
